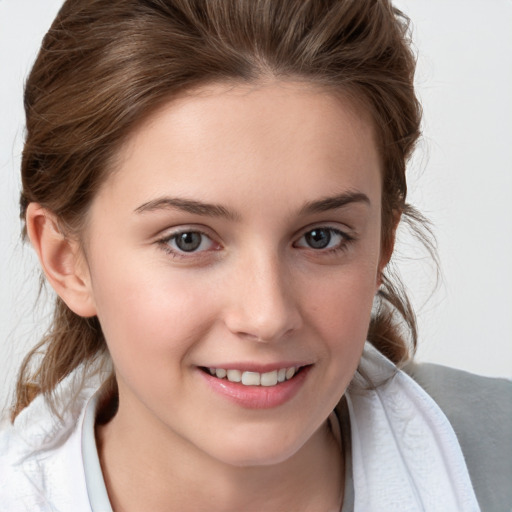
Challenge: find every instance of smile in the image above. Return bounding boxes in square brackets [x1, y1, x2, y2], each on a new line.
[200, 365, 311, 408]
[203, 366, 302, 387]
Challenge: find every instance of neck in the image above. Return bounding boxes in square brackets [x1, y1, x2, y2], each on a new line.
[96, 399, 343, 512]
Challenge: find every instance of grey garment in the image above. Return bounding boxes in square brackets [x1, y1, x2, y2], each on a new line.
[336, 398, 354, 512]
[403, 362, 512, 512]
[82, 362, 511, 512]
[336, 363, 512, 512]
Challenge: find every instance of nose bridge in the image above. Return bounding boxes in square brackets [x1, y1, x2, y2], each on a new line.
[223, 243, 301, 342]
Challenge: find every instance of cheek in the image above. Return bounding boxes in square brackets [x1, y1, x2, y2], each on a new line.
[305, 257, 380, 339]
[88, 251, 219, 371]
[310, 280, 375, 351]
[300, 266, 379, 397]
[294, 266, 378, 415]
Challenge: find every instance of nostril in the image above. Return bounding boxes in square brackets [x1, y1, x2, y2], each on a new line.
[238, 332, 266, 343]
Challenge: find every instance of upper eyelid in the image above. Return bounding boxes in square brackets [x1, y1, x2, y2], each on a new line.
[156, 224, 217, 241]
[294, 223, 353, 240]
[154, 223, 353, 246]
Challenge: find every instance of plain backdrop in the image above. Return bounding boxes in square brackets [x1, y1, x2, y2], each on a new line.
[1, 0, 511, 416]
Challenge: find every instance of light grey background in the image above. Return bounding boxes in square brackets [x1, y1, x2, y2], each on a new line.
[1, 0, 511, 416]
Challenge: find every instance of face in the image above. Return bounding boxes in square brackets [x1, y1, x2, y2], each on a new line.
[81, 81, 385, 467]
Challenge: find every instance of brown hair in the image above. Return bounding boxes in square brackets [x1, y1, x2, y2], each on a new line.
[13, 0, 426, 420]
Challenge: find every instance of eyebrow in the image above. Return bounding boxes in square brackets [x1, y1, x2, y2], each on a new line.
[298, 191, 371, 215]
[134, 191, 370, 219]
[134, 197, 240, 221]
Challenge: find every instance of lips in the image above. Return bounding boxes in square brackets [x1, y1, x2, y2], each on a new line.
[205, 366, 300, 387]
[200, 364, 311, 409]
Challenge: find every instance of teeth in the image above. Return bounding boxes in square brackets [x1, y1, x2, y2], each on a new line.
[260, 370, 278, 387]
[207, 366, 301, 386]
[285, 367, 296, 380]
[215, 368, 227, 379]
[226, 369, 241, 382]
[241, 371, 260, 386]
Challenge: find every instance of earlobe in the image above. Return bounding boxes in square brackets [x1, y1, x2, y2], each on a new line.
[26, 203, 97, 317]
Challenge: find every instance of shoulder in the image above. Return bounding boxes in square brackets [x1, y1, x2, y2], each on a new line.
[404, 360, 512, 512]
[0, 411, 90, 512]
[0, 372, 100, 511]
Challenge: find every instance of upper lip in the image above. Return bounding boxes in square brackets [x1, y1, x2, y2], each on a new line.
[199, 362, 312, 373]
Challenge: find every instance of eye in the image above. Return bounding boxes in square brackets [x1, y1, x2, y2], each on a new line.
[294, 227, 348, 250]
[162, 230, 216, 254]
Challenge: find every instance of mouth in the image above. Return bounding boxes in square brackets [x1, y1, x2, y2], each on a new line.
[199, 364, 312, 409]
[200, 365, 308, 387]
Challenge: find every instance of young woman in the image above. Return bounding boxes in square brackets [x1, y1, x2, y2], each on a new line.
[1, 1, 510, 511]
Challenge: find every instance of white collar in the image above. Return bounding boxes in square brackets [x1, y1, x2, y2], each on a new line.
[4, 343, 480, 512]
[82, 391, 113, 512]
[345, 343, 480, 511]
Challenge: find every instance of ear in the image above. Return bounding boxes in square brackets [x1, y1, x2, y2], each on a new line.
[377, 210, 401, 288]
[26, 203, 97, 317]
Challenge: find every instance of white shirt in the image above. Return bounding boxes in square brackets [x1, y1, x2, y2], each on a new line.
[0, 344, 480, 511]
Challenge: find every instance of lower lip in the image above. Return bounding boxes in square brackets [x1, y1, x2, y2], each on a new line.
[199, 366, 311, 409]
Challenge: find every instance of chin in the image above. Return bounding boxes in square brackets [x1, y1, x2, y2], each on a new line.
[215, 446, 299, 468]
[202, 423, 317, 468]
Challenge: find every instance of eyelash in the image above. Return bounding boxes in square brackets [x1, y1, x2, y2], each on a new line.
[158, 229, 218, 259]
[157, 226, 354, 259]
[293, 227, 354, 255]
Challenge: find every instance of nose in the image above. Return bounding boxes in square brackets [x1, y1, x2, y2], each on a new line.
[222, 249, 302, 343]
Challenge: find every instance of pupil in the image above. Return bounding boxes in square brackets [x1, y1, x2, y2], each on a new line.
[306, 229, 331, 249]
[176, 232, 202, 252]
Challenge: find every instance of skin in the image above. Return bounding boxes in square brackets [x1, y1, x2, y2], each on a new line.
[28, 81, 389, 511]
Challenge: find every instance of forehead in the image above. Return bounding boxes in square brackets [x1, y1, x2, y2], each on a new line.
[99, 80, 381, 215]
